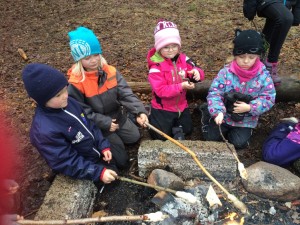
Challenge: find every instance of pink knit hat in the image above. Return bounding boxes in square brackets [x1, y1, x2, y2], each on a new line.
[154, 19, 181, 51]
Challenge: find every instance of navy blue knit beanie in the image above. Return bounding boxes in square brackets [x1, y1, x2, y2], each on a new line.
[233, 29, 264, 56]
[22, 63, 68, 106]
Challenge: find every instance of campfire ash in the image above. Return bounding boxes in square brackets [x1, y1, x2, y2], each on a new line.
[151, 185, 210, 224]
[150, 183, 247, 225]
[141, 168, 250, 225]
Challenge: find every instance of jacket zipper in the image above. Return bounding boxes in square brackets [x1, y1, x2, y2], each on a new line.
[172, 61, 181, 116]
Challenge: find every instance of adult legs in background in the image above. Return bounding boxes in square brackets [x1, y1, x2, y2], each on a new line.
[259, 3, 293, 84]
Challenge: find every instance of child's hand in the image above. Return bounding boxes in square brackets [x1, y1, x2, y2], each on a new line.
[136, 113, 148, 128]
[214, 112, 224, 125]
[110, 119, 119, 132]
[102, 150, 112, 163]
[181, 81, 195, 90]
[187, 69, 200, 81]
[101, 169, 117, 184]
[1, 214, 23, 225]
[233, 101, 251, 113]
[3, 179, 19, 195]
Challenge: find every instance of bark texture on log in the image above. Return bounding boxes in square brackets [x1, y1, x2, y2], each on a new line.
[35, 175, 97, 220]
[129, 77, 300, 102]
[138, 140, 237, 181]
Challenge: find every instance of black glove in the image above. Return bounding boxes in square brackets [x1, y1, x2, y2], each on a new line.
[243, 0, 258, 21]
[224, 92, 253, 122]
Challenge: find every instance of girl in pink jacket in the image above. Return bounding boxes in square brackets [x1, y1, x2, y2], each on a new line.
[147, 19, 205, 140]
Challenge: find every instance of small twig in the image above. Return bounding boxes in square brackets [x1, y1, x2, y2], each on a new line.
[18, 48, 28, 61]
[129, 42, 137, 49]
[129, 160, 137, 174]
[23, 209, 39, 218]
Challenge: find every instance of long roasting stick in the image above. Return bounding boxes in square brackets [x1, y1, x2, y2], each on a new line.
[145, 122, 249, 214]
[18, 212, 167, 225]
[118, 176, 197, 203]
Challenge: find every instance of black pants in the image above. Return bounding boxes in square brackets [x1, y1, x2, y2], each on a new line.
[258, 2, 293, 62]
[104, 117, 141, 169]
[148, 107, 193, 140]
[205, 120, 252, 150]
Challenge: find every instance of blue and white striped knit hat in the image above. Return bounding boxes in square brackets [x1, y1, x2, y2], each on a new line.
[68, 26, 102, 62]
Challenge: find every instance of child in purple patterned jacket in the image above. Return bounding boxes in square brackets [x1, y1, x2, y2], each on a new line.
[200, 29, 276, 149]
[263, 117, 300, 172]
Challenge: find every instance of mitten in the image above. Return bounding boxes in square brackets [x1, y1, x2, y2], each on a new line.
[224, 92, 253, 122]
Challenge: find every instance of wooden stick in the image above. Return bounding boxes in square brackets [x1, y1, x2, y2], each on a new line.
[218, 125, 241, 163]
[118, 176, 197, 203]
[145, 122, 249, 214]
[18, 216, 145, 224]
[118, 176, 177, 194]
[18, 212, 166, 225]
[218, 125, 248, 180]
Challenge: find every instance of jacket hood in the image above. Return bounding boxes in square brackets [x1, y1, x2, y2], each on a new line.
[146, 48, 165, 69]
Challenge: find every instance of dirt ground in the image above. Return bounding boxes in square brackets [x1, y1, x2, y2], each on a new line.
[1, 0, 300, 224]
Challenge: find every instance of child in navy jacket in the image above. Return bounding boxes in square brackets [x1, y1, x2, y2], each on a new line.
[22, 63, 117, 184]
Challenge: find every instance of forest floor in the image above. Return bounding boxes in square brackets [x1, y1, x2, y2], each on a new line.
[0, 0, 300, 224]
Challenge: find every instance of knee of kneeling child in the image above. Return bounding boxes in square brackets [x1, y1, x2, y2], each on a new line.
[231, 139, 249, 150]
[124, 132, 141, 145]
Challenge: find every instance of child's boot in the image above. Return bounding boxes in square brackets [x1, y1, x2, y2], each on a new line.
[172, 125, 185, 140]
[264, 60, 281, 86]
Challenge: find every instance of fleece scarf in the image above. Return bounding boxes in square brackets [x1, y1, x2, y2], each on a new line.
[230, 58, 264, 83]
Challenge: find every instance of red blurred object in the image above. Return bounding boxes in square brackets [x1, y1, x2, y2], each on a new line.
[0, 102, 20, 225]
